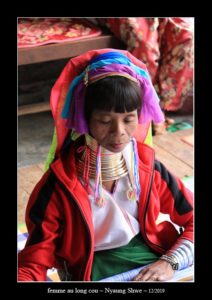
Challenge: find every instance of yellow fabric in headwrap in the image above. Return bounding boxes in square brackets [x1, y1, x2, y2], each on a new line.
[143, 122, 153, 147]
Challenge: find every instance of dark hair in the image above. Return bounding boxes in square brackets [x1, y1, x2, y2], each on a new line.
[84, 76, 142, 122]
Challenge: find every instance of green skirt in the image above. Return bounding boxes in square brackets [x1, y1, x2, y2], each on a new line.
[91, 233, 159, 281]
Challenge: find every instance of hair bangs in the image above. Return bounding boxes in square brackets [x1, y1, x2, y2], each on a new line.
[84, 76, 142, 122]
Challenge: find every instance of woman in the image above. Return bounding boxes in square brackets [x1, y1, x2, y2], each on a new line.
[18, 49, 193, 282]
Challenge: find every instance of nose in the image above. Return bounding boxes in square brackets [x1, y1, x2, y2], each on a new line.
[110, 121, 125, 137]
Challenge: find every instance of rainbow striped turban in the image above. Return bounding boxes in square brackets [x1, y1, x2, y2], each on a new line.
[61, 51, 164, 134]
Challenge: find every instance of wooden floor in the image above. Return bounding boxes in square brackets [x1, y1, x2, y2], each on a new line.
[18, 163, 44, 224]
[17, 128, 194, 224]
[153, 128, 193, 179]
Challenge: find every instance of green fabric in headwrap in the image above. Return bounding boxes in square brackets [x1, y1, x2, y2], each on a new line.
[44, 128, 81, 171]
[44, 127, 57, 171]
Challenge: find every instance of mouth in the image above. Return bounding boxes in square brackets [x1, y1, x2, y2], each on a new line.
[109, 143, 124, 150]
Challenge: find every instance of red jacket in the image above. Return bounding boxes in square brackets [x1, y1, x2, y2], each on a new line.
[18, 140, 193, 281]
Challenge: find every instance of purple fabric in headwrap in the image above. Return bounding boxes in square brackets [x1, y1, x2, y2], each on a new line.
[65, 63, 164, 134]
[66, 81, 86, 132]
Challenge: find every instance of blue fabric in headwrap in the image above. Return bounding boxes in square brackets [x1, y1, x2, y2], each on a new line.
[62, 52, 151, 119]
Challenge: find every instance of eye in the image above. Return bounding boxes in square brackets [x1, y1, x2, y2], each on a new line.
[99, 120, 111, 125]
[124, 118, 134, 123]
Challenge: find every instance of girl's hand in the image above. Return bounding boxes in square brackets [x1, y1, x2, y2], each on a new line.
[133, 259, 175, 281]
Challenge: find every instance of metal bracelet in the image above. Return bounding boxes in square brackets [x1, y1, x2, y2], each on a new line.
[160, 254, 179, 270]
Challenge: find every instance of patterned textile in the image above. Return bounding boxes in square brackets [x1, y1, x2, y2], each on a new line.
[18, 18, 102, 48]
[98, 18, 194, 112]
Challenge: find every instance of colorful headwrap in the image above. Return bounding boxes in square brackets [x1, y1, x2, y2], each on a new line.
[45, 49, 164, 171]
[61, 51, 164, 134]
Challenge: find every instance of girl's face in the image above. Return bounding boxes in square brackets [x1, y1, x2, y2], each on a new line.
[89, 109, 139, 153]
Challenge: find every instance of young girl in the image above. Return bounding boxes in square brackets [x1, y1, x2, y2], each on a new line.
[18, 49, 193, 282]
